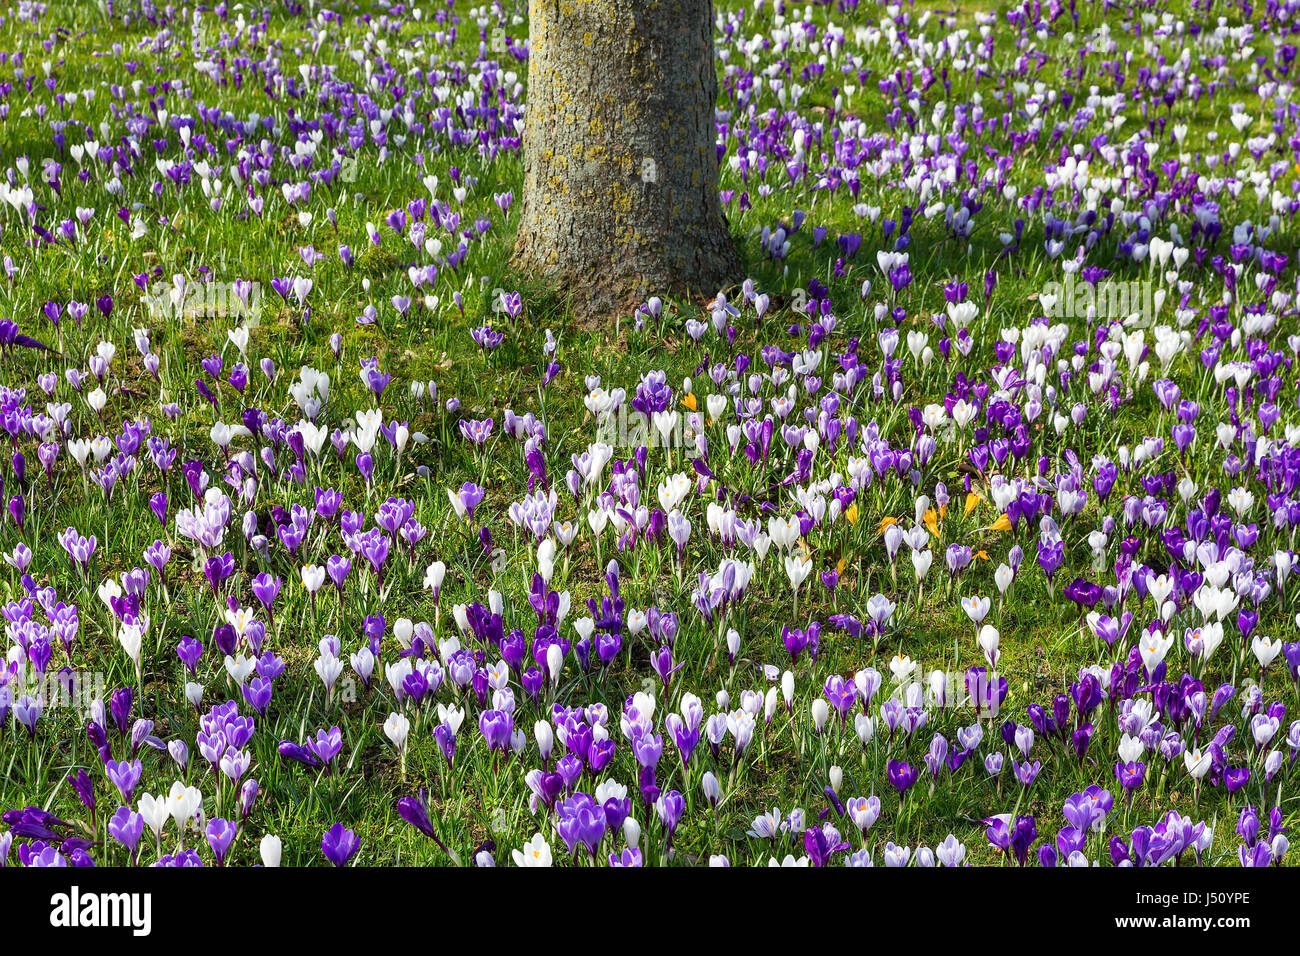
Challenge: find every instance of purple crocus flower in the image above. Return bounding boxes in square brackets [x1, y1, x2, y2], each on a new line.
[459, 418, 494, 445]
[455, 482, 486, 519]
[105, 759, 143, 804]
[397, 790, 456, 859]
[67, 769, 95, 811]
[887, 760, 918, 798]
[250, 573, 282, 618]
[206, 818, 236, 866]
[655, 789, 685, 840]
[307, 726, 343, 771]
[321, 823, 359, 867]
[479, 709, 513, 753]
[1115, 761, 1146, 795]
[108, 807, 144, 862]
[804, 823, 850, 867]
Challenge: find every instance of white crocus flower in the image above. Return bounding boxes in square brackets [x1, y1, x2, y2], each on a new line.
[384, 712, 411, 751]
[512, 833, 553, 867]
[260, 834, 282, 867]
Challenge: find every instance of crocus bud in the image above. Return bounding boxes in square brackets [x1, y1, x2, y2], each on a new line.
[534, 720, 554, 761]
[702, 771, 721, 807]
[546, 644, 563, 683]
[811, 699, 829, 733]
[260, 834, 282, 867]
[726, 628, 741, 662]
[393, 618, 414, 647]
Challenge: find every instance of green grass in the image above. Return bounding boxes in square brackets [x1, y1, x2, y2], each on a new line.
[0, 0, 1296, 867]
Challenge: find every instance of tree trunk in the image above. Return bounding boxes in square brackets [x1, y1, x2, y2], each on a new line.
[513, 0, 741, 324]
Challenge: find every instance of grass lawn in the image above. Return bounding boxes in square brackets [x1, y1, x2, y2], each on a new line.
[0, 0, 1297, 867]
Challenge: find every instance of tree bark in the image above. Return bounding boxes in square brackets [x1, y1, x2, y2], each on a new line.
[513, 0, 741, 324]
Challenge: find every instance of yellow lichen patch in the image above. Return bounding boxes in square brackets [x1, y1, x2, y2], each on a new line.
[609, 187, 634, 214]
